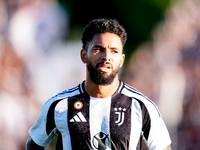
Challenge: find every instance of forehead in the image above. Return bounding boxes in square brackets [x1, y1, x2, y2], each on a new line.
[90, 33, 123, 48]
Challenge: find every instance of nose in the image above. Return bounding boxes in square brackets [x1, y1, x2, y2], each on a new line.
[101, 49, 111, 61]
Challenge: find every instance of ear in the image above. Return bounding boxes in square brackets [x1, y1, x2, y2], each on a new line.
[120, 54, 125, 68]
[81, 49, 87, 63]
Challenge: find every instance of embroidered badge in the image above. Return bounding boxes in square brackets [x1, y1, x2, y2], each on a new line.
[74, 101, 83, 110]
[114, 107, 126, 126]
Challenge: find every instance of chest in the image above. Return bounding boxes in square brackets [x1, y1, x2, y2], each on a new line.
[55, 94, 142, 149]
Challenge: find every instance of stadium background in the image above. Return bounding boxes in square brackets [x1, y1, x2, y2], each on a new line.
[0, 0, 200, 149]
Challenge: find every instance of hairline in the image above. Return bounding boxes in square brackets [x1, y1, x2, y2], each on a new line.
[82, 18, 127, 51]
[84, 32, 124, 52]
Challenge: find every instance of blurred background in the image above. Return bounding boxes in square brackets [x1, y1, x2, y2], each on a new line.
[0, 0, 200, 149]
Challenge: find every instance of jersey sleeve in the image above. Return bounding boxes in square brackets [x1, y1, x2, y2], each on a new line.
[141, 100, 171, 150]
[28, 97, 61, 147]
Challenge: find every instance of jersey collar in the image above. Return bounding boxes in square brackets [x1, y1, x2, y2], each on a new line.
[79, 80, 124, 96]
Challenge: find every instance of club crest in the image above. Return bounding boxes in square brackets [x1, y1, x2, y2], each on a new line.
[114, 107, 126, 126]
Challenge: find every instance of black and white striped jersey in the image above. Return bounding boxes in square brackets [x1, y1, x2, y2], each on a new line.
[29, 81, 171, 150]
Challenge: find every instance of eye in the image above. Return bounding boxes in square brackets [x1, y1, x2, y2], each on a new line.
[93, 48, 100, 52]
[92, 46, 103, 52]
[112, 49, 119, 53]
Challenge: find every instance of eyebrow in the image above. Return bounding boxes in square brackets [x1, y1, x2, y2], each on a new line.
[93, 45, 104, 49]
[92, 45, 119, 50]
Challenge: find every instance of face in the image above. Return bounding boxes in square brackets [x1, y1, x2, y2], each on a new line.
[81, 32, 125, 85]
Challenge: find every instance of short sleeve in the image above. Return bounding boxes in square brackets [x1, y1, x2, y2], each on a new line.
[28, 98, 61, 147]
[141, 100, 171, 150]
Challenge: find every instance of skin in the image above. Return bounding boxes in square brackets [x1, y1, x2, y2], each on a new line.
[26, 136, 44, 150]
[81, 32, 172, 150]
[164, 145, 172, 150]
[80, 32, 125, 98]
[26, 32, 172, 150]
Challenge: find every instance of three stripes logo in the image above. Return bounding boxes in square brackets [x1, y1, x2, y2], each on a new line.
[70, 112, 87, 122]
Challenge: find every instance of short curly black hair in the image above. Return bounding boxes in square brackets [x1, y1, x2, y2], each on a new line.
[81, 18, 127, 50]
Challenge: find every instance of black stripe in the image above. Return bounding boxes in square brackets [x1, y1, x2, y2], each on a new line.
[124, 83, 140, 93]
[68, 93, 91, 149]
[52, 86, 79, 99]
[124, 84, 161, 117]
[116, 80, 124, 93]
[137, 100, 151, 140]
[78, 83, 83, 94]
[46, 99, 63, 135]
[56, 131, 63, 150]
[60, 87, 79, 94]
[110, 93, 132, 150]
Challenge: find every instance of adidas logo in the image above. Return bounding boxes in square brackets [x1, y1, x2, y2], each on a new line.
[70, 112, 87, 122]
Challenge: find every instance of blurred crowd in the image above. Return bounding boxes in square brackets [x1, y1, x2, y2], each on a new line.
[0, 0, 85, 150]
[122, 0, 200, 149]
[1, 0, 200, 149]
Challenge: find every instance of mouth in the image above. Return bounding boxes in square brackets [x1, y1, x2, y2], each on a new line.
[97, 63, 111, 72]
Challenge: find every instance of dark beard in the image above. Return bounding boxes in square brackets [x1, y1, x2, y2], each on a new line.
[86, 59, 119, 85]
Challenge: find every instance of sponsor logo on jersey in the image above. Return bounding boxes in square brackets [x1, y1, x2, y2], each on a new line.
[74, 101, 83, 109]
[70, 112, 87, 122]
[114, 107, 126, 126]
[92, 132, 111, 150]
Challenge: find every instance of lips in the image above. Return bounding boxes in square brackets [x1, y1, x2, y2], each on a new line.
[97, 62, 111, 72]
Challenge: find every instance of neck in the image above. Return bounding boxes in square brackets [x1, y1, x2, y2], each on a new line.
[84, 77, 120, 98]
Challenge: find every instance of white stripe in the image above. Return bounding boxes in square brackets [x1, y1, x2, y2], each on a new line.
[55, 99, 72, 150]
[124, 84, 158, 109]
[80, 82, 84, 93]
[129, 98, 143, 149]
[122, 85, 160, 117]
[74, 115, 81, 122]
[89, 96, 111, 150]
[117, 81, 123, 92]
[70, 118, 75, 122]
[77, 112, 87, 122]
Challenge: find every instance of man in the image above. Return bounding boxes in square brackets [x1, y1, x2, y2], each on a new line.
[26, 18, 172, 150]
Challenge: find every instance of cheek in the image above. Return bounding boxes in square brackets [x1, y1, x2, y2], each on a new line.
[87, 54, 99, 63]
[86, 55, 96, 66]
[114, 57, 124, 69]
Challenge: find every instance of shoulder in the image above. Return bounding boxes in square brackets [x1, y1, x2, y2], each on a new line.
[120, 82, 161, 117]
[40, 83, 83, 113]
[51, 84, 82, 100]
